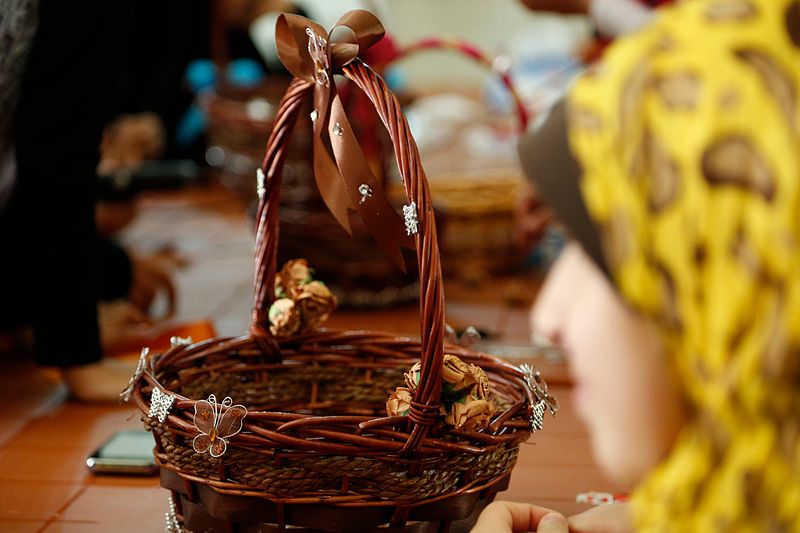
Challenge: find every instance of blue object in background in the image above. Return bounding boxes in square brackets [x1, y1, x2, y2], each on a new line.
[175, 59, 266, 147]
[225, 58, 265, 89]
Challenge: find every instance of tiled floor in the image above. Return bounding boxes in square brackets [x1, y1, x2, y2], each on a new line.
[0, 184, 621, 531]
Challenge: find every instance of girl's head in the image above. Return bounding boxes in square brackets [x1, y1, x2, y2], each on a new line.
[531, 242, 684, 487]
[521, 0, 800, 528]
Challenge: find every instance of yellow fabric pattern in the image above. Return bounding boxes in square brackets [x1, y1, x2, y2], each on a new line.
[567, 0, 800, 530]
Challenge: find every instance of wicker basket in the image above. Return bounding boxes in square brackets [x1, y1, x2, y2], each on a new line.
[132, 33, 552, 532]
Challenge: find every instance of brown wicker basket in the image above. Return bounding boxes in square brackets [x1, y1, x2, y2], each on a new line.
[132, 17, 552, 532]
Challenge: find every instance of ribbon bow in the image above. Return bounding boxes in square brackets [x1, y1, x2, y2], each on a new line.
[276, 10, 413, 270]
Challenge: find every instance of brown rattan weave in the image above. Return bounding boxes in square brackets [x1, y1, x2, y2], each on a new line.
[133, 50, 539, 532]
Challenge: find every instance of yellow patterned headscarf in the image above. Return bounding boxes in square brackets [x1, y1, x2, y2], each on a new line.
[567, 0, 800, 530]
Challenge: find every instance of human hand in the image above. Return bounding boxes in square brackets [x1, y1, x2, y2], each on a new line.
[98, 300, 154, 353]
[472, 501, 569, 532]
[97, 112, 165, 175]
[568, 503, 633, 533]
[129, 249, 183, 321]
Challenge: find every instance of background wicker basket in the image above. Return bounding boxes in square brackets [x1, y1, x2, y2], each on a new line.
[383, 38, 531, 284]
[133, 20, 548, 531]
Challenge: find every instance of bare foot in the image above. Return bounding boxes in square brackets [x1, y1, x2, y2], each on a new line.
[61, 358, 138, 402]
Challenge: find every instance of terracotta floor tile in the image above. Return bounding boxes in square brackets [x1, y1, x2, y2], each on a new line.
[0, 482, 82, 521]
[43, 520, 152, 533]
[522, 432, 597, 468]
[10, 404, 143, 450]
[53, 485, 167, 531]
[0, 447, 89, 483]
[505, 464, 625, 502]
[0, 519, 49, 533]
[506, 498, 595, 518]
[87, 474, 160, 489]
[0, 362, 68, 447]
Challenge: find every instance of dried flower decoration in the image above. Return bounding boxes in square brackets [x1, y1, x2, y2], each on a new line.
[269, 259, 337, 336]
[292, 280, 337, 328]
[192, 394, 247, 458]
[269, 298, 301, 337]
[386, 387, 413, 417]
[387, 354, 496, 431]
[276, 258, 313, 297]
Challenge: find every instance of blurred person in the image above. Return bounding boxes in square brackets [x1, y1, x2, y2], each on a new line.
[476, 0, 800, 530]
[0, 1, 182, 401]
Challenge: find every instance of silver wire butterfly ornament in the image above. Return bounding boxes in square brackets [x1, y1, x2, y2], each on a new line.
[520, 363, 559, 432]
[192, 394, 248, 458]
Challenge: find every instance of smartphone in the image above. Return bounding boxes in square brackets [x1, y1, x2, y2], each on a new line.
[86, 429, 158, 475]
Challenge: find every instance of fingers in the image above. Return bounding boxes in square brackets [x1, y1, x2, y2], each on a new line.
[472, 501, 567, 532]
[537, 512, 570, 533]
[129, 254, 179, 319]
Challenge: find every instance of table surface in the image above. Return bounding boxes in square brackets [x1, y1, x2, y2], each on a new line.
[0, 184, 622, 532]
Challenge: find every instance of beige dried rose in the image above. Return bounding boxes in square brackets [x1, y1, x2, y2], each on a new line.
[268, 298, 301, 337]
[294, 280, 337, 329]
[468, 363, 491, 400]
[442, 354, 473, 387]
[386, 387, 413, 416]
[445, 398, 496, 432]
[278, 258, 312, 294]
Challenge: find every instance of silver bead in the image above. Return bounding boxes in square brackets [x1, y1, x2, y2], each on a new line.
[256, 168, 265, 200]
[358, 184, 372, 204]
[332, 122, 344, 136]
[310, 109, 318, 122]
[402, 202, 418, 236]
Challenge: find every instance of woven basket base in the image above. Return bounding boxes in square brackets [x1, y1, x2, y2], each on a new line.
[162, 467, 508, 532]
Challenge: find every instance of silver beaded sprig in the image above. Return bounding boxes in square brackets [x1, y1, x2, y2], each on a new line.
[165, 496, 184, 533]
[531, 399, 547, 431]
[256, 168, 265, 199]
[170, 336, 193, 347]
[402, 202, 418, 236]
[149, 387, 175, 423]
[520, 363, 559, 432]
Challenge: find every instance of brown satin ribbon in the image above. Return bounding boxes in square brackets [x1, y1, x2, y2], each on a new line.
[276, 10, 413, 271]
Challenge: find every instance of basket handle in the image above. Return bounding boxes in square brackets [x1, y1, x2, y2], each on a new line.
[383, 37, 530, 134]
[250, 59, 446, 452]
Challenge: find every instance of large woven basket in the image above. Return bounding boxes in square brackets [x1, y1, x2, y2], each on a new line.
[132, 23, 551, 532]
